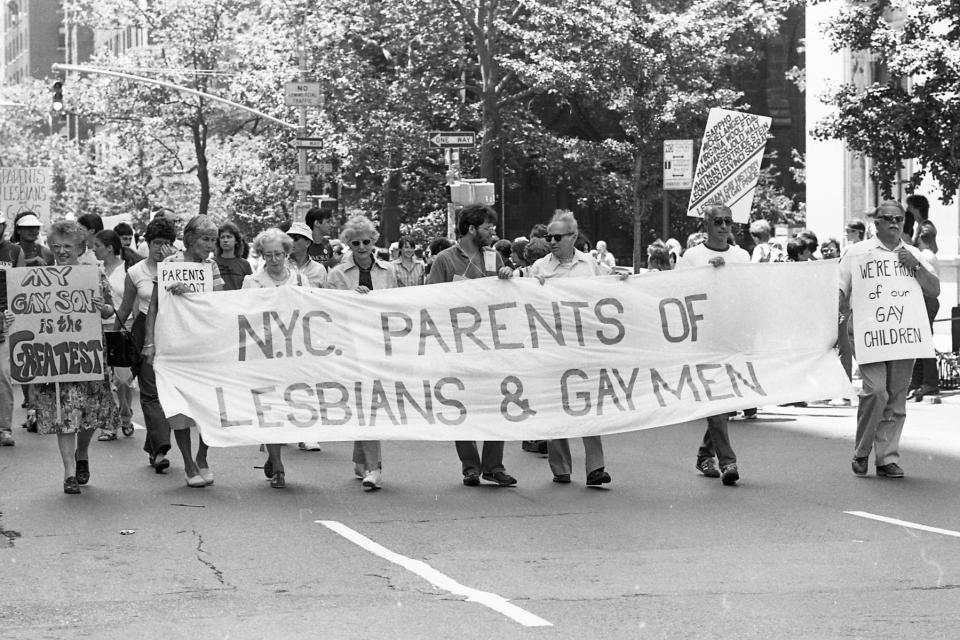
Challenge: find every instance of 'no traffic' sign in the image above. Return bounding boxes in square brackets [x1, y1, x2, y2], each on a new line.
[428, 131, 476, 149]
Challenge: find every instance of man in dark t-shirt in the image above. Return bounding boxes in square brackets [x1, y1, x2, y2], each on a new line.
[305, 207, 339, 270]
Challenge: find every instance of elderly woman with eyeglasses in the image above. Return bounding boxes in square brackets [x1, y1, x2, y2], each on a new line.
[10, 220, 121, 494]
[242, 228, 318, 488]
[142, 215, 225, 488]
[327, 215, 398, 491]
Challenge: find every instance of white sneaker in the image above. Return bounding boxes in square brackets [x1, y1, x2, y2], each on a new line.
[362, 469, 382, 491]
[298, 442, 322, 451]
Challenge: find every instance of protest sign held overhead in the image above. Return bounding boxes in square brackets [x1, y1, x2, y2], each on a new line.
[158, 262, 214, 305]
[1, 167, 52, 224]
[5, 265, 105, 384]
[849, 253, 934, 365]
[154, 261, 851, 446]
[686, 109, 771, 223]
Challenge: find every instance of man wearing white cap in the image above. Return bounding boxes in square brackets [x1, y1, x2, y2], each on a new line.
[12, 212, 54, 267]
[286, 222, 328, 288]
[0, 213, 26, 446]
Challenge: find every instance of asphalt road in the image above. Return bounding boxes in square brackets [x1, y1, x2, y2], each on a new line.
[1, 395, 958, 639]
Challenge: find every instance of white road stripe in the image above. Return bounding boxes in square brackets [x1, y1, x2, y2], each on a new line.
[845, 511, 960, 538]
[316, 520, 552, 627]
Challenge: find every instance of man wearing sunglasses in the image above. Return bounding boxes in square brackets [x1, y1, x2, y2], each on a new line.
[676, 204, 750, 486]
[839, 200, 939, 479]
[427, 205, 517, 487]
[498, 210, 611, 486]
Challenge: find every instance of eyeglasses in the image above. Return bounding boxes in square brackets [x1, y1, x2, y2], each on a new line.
[876, 214, 904, 224]
[350, 239, 372, 247]
[262, 251, 287, 260]
[710, 217, 734, 227]
[546, 233, 574, 243]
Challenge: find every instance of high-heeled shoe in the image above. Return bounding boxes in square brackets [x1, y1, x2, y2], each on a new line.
[198, 467, 214, 486]
[185, 472, 206, 488]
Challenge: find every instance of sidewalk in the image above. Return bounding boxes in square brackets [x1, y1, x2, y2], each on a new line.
[749, 388, 960, 459]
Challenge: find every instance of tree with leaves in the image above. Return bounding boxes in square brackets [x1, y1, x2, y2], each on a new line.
[814, 0, 960, 202]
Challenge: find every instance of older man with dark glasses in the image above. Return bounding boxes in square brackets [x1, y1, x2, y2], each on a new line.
[839, 200, 939, 480]
[676, 204, 750, 486]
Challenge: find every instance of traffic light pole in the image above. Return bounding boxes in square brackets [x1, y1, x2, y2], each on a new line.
[50, 63, 297, 131]
[296, 48, 309, 221]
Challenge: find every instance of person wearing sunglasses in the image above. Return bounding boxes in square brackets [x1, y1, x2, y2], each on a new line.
[499, 210, 612, 486]
[427, 205, 517, 488]
[327, 215, 398, 491]
[675, 205, 750, 486]
[840, 200, 939, 480]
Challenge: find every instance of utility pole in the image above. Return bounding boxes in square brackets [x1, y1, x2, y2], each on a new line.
[296, 46, 309, 221]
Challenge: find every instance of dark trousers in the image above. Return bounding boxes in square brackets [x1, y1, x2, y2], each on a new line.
[132, 314, 171, 457]
[456, 441, 505, 475]
[911, 296, 940, 389]
[696, 414, 736, 467]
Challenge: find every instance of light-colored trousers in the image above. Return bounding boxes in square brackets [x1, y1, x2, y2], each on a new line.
[548, 436, 604, 477]
[353, 440, 381, 470]
[0, 339, 13, 433]
[856, 359, 913, 466]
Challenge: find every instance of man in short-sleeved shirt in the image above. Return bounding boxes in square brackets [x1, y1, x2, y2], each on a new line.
[840, 200, 939, 479]
[427, 205, 516, 488]
[676, 205, 749, 486]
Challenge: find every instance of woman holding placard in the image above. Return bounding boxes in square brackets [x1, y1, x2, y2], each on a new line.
[327, 215, 398, 492]
[12, 220, 120, 494]
[143, 215, 224, 488]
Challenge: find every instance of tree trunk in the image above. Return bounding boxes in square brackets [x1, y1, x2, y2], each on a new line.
[191, 118, 209, 216]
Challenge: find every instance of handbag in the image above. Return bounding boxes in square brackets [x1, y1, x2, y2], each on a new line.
[104, 309, 138, 368]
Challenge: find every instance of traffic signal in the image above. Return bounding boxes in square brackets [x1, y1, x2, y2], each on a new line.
[51, 81, 63, 112]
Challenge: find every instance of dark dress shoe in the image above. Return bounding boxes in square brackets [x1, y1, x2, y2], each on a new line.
[481, 471, 517, 486]
[553, 474, 571, 484]
[586, 468, 612, 486]
[63, 477, 81, 494]
[851, 456, 868, 476]
[462, 472, 480, 486]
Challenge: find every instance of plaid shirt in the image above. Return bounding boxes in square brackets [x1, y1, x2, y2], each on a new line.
[391, 258, 425, 287]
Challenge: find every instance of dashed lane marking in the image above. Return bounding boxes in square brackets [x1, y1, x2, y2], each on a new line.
[316, 520, 553, 627]
[845, 511, 960, 538]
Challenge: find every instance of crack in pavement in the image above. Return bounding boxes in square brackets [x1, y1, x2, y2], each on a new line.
[192, 529, 226, 586]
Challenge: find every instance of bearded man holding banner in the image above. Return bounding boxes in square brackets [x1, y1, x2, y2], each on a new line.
[426, 205, 518, 488]
[840, 200, 939, 479]
[676, 204, 748, 486]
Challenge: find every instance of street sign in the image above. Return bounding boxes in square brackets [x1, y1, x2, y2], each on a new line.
[293, 175, 312, 191]
[284, 82, 323, 107]
[663, 139, 694, 190]
[428, 131, 476, 149]
[293, 137, 324, 149]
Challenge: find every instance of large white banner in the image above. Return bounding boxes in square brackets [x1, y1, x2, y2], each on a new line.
[154, 261, 852, 446]
[850, 253, 934, 365]
[686, 109, 771, 223]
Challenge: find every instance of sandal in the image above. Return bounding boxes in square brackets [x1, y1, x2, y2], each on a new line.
[270, 471, 286, 488]
[75, 453, 90, 485]
[63, 476, 81, 495]
[97, 431, 118, 442]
